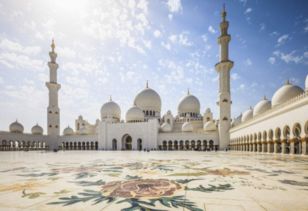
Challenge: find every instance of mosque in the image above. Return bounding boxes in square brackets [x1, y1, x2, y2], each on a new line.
[0, 8, 307, 154]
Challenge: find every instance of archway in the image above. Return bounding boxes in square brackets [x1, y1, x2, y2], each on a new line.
[209, 140, 214, 150]
[122, 134, 132, 150]
[137, 139, 142, 151]
[162, 140, 167, 150]
[168, 140, 172, 150]
[174, 140, 178, 150]
[179, 140, 184, 150]
[112, 139, 117, 150]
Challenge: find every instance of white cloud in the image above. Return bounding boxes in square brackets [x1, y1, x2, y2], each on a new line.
[161, 41, 171, 50]
[273, 50, 303, 64]
[208, 25, 216, 34]
[0, 38, 41, 56]
[159, 59, 186, 84]
[231, 73, 240, 80]
[168, 14, 173, 20]
[201, 34, 208, 43]
[153, 30, 161, 38]
[57, 47, 76, 59]
[276, 34, 289, 46]
[244, 8, 252, 14]
[259, 23, 266, 31]
[244, 58, 252, 66]
[0, 52, 44, 71]
[166, 0, 182, 13]
[268, 57, 276, 64]
[239, 84, 245, 90]
[168, 32, 193, 47]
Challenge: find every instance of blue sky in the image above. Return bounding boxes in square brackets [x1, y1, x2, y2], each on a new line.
[0, 0, 307, 132]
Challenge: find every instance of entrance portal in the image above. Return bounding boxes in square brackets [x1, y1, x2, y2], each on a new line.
[122, 135, 132, 150]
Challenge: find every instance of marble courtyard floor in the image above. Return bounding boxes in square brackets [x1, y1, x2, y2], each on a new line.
[0, 151, 308, 211]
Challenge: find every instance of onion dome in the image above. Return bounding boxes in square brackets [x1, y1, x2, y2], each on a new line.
[9, 120, 24, 133]
[182, 121, 193, 132]
[272, 80, 304, 107]
[126, 105, 145, 122]
[134, 81, 161, 113]
[178, 90, 200, 115]
[63, 126, 74, 136]
[160, 122, 172, 132]
[253, 96, 271, 116]
[203, 121, 216, 131]
[100, 96, 121, 120]
[205, 108, 211, 113]
[31, 124, 43, 135]
[241, 107, 253, 122]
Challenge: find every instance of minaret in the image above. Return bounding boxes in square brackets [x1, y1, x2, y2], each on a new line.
[46, 39, 61, 136]
[215, 5, 233, 150]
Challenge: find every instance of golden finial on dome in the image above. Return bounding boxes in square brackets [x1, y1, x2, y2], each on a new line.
[146, 80, 149, 88]
[51, 38, 55, 52]
[109, 95, 112, 101]
[187, 88, 190, 95]
[263, 95, 267, 100]
[285, 79, 290, 85]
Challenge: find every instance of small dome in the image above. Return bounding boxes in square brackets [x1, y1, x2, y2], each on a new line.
[9, 120, 24, 133]
[100, 98, 121, 120]
[241, 107, 253, 122]
[205, 108, 211, 113]
[63, 126, 74, 136]
[126, 105, 144, 122]
[31, 124, 43, 135]
[160, 122, 172, 132]
[253, 96, 271, 116]
[182, 121, 193, 132]
[134, 84, 161, 113]
[178, 91, 200, 115]
[272, 80, 304, 107]
[203, 121, 216, 131]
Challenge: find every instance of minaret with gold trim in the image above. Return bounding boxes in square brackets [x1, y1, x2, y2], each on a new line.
[215, 5, 233, 150]
[46, 39, 61, 136]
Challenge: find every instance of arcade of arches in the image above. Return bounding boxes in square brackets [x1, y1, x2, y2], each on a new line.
[60, 141, 98, 150]
[159, 140, 216, 151]
[0, 140, 48, 151]
[230, 121, 308, 155]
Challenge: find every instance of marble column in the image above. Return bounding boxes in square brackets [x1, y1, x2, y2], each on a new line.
[281, 139, 286, 154]
[301, 137, 307, 155]
[262, 142, 266, 153]
[290, 138, 295, 155]
[267, 141, 272, 153]
[252, 143, 256, 152]
[274, 140, 279, 153]
[258, 143, 262, 152]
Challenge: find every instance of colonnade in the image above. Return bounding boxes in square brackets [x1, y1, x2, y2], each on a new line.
[230, 122, 308, 155]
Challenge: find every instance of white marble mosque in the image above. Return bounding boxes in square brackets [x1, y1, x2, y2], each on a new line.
[0, 7, 308, 156]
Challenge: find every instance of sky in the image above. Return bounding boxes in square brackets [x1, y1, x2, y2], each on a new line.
[0, 0, 307, 133]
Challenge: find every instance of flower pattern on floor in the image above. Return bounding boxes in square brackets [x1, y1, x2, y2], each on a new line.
[0, 151, 308, 210]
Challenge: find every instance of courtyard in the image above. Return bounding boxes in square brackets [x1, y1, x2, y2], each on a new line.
[0, 151, 307, 210]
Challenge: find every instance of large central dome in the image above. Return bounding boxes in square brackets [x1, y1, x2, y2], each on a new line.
[134, 83, 161, 112]
[178, 90, 200, 115]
